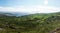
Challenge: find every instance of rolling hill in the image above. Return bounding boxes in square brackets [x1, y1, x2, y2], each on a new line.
[0, 12, 60, 33]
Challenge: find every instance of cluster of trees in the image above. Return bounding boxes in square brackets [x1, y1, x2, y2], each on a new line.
[0, 12, 60, 33]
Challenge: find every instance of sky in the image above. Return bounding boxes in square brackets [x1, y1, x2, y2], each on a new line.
[0, 0, 60, 13]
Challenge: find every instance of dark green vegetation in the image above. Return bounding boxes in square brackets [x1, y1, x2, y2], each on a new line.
[0, 12, 60, 33]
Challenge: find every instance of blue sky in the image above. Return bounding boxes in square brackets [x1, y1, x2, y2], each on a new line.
[0, 0, 60, 7]
[0, 0, 60, 13]
[0, 0, 44, 7]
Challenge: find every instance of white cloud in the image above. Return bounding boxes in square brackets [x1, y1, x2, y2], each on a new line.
[0, 6, 60, 14]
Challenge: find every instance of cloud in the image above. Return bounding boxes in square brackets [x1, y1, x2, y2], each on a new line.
[0, 6, 60, 13]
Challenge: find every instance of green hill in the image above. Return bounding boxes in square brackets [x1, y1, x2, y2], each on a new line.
[0, 12, 60, 33]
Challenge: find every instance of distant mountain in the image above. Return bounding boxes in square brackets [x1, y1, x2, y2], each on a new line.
[0, 11, 60, 17]
[0, 11, 30, 17]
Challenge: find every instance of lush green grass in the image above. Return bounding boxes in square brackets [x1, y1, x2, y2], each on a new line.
[0, 12, 60, 33]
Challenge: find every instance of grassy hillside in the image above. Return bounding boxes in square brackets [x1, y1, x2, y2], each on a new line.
[0, 12, 60, 33]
